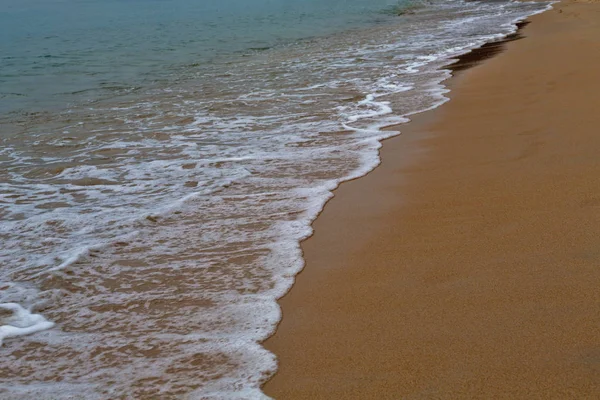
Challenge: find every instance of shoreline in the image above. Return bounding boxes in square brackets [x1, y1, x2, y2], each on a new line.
[263, 1, 600, 398]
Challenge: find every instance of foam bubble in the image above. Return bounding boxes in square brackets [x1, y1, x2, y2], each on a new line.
[0, 303, 54, 346]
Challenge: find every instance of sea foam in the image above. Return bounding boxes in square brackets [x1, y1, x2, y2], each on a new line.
[0, 303, 54, 347]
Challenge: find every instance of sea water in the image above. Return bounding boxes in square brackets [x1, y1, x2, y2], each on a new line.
[0, 0, 551, 398]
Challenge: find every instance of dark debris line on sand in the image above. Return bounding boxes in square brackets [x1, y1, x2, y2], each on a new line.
[447, 21, 531, 73]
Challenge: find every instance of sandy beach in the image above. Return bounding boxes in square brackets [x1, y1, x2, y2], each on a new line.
[263, 1, 600, 398]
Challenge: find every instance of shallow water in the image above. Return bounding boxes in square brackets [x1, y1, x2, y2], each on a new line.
[0, 0, 551, 398]
[0, 0, 415, 114]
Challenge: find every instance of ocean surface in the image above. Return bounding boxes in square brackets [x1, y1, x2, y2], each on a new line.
[1, 0, 550, 398]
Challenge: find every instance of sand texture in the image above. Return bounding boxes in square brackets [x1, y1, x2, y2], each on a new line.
[263, 2, 600, 398]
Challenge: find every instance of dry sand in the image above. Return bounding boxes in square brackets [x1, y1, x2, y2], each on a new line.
[263, 1, 600, 398]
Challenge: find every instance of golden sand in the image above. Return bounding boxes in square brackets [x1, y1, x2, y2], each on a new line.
[263, 2, 600, 398]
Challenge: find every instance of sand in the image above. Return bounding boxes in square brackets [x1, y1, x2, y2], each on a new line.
[263, 1, 600, 398]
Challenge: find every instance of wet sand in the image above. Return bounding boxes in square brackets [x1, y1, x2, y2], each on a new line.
[263, 1, 600, 398]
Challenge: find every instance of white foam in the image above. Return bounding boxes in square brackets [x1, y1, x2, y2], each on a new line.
[0, 303, 54, 346]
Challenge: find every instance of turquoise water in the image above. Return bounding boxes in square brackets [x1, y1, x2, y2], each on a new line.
[0, 0, 409, 113]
